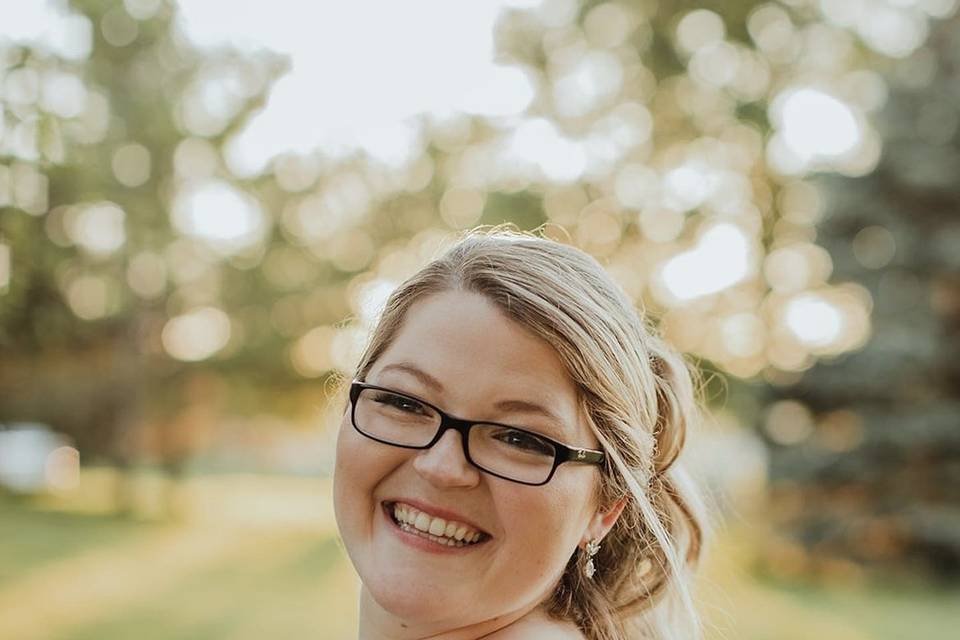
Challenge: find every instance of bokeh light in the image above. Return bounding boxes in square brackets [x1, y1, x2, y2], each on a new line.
[161, 306, 232, 361]
[111, 143, 151, 188]
[65, 274, 112, 320]
[676, 9, 726, 56]
[68, 202, 127, 257]
[785, 293, 845, 348]
[765, 399, 815, 446]
[768, 87, 868, 174]
[852, 225, 897, 269]
[126, 251, 168, 299]
[171, 180, 268, 256]
[289, 326, 336, 378]
[659, 223, 752, 302]
[40, 71, 87, 119]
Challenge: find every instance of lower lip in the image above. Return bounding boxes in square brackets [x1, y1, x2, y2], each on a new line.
[381, 503, 488, 555]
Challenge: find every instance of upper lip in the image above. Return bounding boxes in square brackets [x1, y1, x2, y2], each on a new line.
[384, 498, 490, 535]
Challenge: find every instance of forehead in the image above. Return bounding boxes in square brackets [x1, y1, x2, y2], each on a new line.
[368, 290, 583, 427]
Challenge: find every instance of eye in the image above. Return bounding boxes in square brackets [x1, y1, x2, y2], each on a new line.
[493, 429, 555, 457]
[372, 391, 428, 415]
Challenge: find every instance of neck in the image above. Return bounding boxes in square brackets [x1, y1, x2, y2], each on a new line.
[356, 586, 539, 640]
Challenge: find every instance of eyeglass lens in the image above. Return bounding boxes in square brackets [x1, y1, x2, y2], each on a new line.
[353, 387, 558, 484]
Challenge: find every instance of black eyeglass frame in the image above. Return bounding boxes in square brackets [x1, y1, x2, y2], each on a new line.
[349, 381, 605, 486]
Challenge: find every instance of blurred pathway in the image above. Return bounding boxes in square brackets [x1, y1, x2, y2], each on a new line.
[0, 472, 357, 640]
[0, 524, 308, 639]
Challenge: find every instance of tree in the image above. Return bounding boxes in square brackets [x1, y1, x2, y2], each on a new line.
[764, 12, 960, 578]
[0, 0, 287, 505]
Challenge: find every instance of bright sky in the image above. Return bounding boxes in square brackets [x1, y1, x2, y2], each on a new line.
[0, 0, 540, 172]
[174, 0, 539, 173]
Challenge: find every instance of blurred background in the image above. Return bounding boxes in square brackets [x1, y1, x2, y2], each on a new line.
[1, 0, 959, 638]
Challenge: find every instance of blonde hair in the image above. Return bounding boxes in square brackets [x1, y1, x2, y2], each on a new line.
[352, 229, 706, 640]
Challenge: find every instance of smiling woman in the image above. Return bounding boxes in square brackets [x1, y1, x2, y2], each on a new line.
[333, 229, 706, 640]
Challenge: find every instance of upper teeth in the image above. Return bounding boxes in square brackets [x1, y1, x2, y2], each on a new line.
[393, 503, 483, 544]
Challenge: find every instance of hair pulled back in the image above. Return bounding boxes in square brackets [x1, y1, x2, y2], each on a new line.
[352, 229, 706, 640]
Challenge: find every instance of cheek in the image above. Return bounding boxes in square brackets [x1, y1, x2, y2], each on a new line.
[333, 417, 376, 531]
[333, 415, 408, 530]
[496, 480, 595, 563]
[332, 421, 355, 527]
[333, 414, 358, 475]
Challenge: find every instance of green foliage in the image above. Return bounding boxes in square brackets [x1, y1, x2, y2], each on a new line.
[764, 13, 960, 578]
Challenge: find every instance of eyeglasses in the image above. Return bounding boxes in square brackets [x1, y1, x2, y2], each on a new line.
[349, 381, 604, 486]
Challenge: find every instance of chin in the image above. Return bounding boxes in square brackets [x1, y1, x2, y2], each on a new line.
[365, 571, 467, 624]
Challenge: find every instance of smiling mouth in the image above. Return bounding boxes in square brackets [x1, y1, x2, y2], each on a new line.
[384, 502, 489, 548]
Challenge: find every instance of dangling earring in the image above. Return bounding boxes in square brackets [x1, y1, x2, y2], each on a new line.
[584, 538, 601, 579]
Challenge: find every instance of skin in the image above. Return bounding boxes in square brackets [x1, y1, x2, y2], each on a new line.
[334, 290, 624, 640]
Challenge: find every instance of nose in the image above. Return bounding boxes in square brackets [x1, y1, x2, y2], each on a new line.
[412, 428, 481, 488]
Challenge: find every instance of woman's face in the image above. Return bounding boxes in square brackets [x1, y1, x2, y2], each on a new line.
[333, 290, 609, 634]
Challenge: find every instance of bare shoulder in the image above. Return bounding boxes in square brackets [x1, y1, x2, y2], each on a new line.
[483, 614, 585, 640]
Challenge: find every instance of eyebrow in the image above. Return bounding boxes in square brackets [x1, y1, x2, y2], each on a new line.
[492, 399, 565, 426]
[377, 362, 568, 426]
[379, 362, 444, 391]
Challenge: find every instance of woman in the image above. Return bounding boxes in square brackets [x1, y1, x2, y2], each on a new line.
[333, 230, 706, 639]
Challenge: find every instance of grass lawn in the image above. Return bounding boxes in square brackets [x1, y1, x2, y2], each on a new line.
[1, 469, 957, 639]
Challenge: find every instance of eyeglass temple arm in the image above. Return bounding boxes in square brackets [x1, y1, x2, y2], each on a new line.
[561, 446, 604, 465]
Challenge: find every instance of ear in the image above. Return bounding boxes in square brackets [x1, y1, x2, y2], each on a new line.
[582, 495, 627, 545]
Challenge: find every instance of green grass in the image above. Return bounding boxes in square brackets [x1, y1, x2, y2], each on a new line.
[2, 471, 958, 640]
[59, 538, 345, 640]
[757, 580, 960, 639]
[0, 501, 148, 586]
